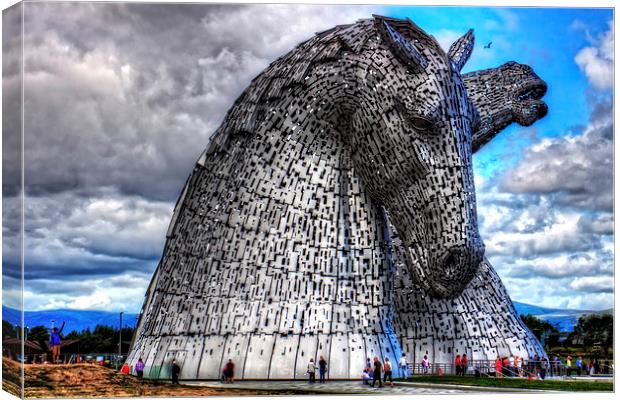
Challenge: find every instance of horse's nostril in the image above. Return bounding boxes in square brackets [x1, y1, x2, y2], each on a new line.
[537, 102, 548, 118]
[445, 252, 456, 267]
[440, 246, 482, 277]
[443, 253, 458, 276]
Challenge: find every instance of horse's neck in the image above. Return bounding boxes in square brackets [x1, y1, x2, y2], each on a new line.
[200, 121, 389, 275]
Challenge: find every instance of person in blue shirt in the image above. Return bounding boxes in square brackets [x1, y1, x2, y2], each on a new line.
[49, 322, 65, 363]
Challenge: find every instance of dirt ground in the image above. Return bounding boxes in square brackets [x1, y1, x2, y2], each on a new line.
[2, 357, 22, 397]
[3, 357, 303, 398]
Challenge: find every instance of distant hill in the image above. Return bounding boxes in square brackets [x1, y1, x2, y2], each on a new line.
[2, 306, 139, 334]
[2, 302, 611, 334]
[512, 301, 605, 332]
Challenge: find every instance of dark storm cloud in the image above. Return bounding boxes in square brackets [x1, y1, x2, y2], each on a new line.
[4, 2, 380, 310]
[2, 248, 157, 282]
[20, 259, 152, 281]
[14, 188, 173, 279]
[25, 279, 97, 296]
[3, 4, 23, 197]
[20, 2, 377, 201]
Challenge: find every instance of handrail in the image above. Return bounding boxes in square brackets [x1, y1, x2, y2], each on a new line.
[21, 353, 614, 378]
[405, 358, 613, 378]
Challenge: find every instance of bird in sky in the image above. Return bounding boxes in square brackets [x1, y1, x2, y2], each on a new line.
[484, 42, 492, 49]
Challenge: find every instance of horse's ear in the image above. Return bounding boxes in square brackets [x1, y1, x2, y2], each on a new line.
[448, 29, 475, 71]
[381, 20, 428, 71]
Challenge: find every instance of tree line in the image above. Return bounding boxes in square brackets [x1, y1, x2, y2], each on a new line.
[2, 320, 135, 354]
[3, 313, 613, 356]
[520, 313, 613, 357]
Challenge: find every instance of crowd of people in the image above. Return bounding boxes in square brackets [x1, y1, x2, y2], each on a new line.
[492, 353, 605, 380]
[454, 353, 468, 376]
[360, 355, 395, 388]
[30, 317, 611, 385]
[115, 351, 609, 385]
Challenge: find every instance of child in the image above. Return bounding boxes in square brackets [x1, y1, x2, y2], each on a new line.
[421, 355, 430, 374]
[361, 370, 371, 385]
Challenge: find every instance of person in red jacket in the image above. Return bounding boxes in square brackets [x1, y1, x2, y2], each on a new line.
[495, 356, 503, 378]
[224, 359, 235, 383]
[120, 363, 130, 374]
[454, 354, 461, 376]
[460, 354, 468, 376]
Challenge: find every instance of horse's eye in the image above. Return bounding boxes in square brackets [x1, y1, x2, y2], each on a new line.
[410, 116, 434, 131]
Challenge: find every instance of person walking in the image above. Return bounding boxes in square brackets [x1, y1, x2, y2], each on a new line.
[135, 358, 145, 379]
[224, 359, 235, 383]
[516, 356, 523, 377]
[508, 355, 515, 377]
[49, 322, 66, 364]
[552, 355, 559, 376]
[171, 359, 181, 384]
[371, 356, 383, 388]
[398, 353, 409, 379]
[502, 357, 510, 376]
[421, 355, 429, 374]
[460, 354, 468, 376]
[540, 357, 548, 380]
[318, 355, 327, 383]
[495, 356, 503, 378]
[576, 356, 583, 376]
[307, 358, 316, 383]
[120, 363, 130, 374]
[593, 359, 599, 374]
[384, 356, 393, 387]
[454, 353, 461, 376]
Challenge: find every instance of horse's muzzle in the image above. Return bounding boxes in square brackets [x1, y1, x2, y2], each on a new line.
[429, 243, 485, 298]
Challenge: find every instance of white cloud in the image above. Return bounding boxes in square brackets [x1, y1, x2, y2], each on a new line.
[23, 273, 152, 312]
[476, 95, 613, 310]
[502, 275, 613, 311]
[501, 99, 612, 212]
[503, 251, 612, 279]
[575, 21, 613, 90]
[569, 276, 614, 294]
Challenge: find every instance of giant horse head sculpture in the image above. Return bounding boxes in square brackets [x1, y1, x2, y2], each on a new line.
[130, 15, 548, 379]
[347, 17, 484, 298]
[345, 17, 547, 298]
[203, 16, 547, 299]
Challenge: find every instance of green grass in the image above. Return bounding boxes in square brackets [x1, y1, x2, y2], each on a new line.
[405, 376, 613, 391]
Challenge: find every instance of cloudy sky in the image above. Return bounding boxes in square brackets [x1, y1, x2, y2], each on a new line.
[2, 2, 614, 313]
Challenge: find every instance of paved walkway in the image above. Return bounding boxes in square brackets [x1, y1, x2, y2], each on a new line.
[189, 380, 518, 395]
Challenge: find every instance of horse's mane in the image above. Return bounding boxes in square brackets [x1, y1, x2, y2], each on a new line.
[200, 16, 444, 160]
